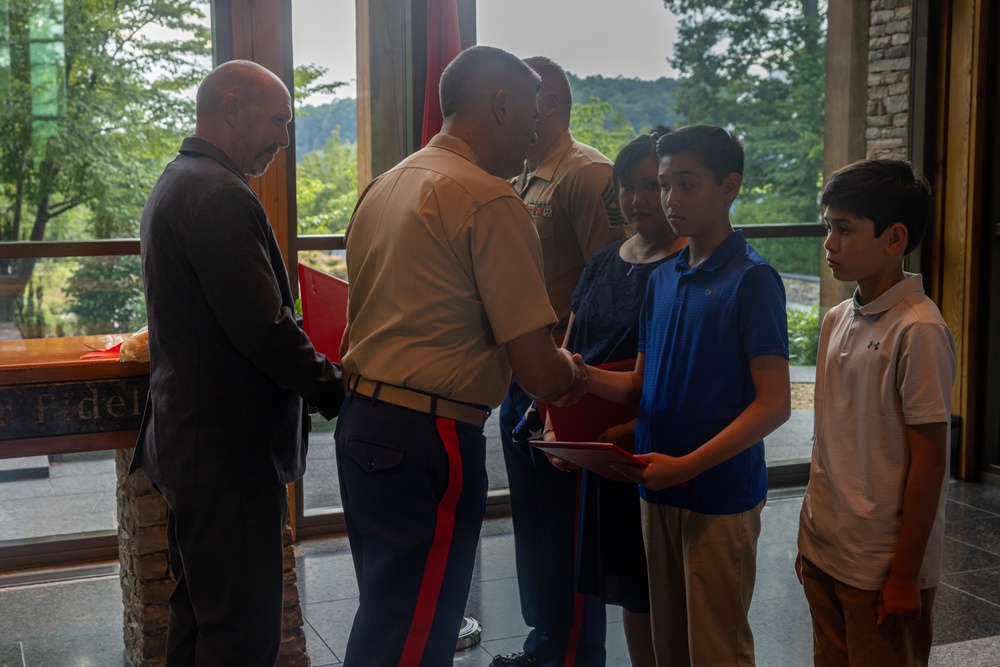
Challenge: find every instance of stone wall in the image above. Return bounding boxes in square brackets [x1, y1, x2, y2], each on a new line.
[781, 274, 820, 309]
[867, 0, 913, 160]
[116, 449, 170, 667]
[115, 449, 309, 666]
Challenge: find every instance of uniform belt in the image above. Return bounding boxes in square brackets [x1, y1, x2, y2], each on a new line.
[350, 376, 489, 427]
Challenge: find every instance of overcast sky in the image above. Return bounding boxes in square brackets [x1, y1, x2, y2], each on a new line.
[291, 0, 680, 104]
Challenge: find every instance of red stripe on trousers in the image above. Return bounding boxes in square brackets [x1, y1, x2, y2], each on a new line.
[563, 470, 585, 667]
[398, 418, 464, 666]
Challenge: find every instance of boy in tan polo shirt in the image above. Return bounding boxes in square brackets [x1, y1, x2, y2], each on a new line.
[796, 159, 956, 666]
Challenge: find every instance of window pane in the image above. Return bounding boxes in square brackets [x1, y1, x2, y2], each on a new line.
[302, 413, 338, 515]
[476, 1, 680, 496]
[292, 0, 358, 239]
[0, 0, 211, 340]
[296, 247, 345, 515]
[757, 235, 825, 465]
[292, 1, 356, 516]
[0, 451, 117, 542]
[480, 1, 827, 477]
[0, 255, 145, 340]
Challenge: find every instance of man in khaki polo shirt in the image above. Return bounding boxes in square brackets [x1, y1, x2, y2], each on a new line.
[494, 56, 627, 667]
[336, 46, 584, 667]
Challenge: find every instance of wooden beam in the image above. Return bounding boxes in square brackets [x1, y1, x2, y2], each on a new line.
[933, 0, 989, 478]
[356, 0, 414, 189]
[819, 0, 868, 314]
[354, 0, 476, 190]
[226, 0, 296, 275]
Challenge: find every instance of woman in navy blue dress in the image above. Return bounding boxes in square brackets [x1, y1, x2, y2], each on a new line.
[542, 126, 685, 667]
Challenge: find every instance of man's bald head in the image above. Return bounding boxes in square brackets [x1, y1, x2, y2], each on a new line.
[194, 60, 292, 176]
[522, 56, 573, 168]
[436, 46, 541, 179]
[439, 46, 540, 119]
[196, 60, 289, 122]
[523, 56, 572, 120]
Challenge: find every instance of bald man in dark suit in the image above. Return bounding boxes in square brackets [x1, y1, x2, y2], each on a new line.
[131, 59, 343, 666]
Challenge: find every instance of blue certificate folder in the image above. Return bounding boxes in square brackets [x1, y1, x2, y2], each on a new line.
[529, 440, 647, 483]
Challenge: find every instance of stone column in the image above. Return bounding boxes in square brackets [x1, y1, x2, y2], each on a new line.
[867, 0, 912, 160]
[116, 449, 309, 666]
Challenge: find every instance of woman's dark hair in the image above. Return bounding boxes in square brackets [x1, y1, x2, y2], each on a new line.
[612, 124, 672, 183]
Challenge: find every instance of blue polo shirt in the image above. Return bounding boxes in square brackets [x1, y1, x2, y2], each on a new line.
[636, 230, 788, 514]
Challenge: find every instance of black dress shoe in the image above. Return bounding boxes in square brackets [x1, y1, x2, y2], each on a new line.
[489, 652, 539, 667]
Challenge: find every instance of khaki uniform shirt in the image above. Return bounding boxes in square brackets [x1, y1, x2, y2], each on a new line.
[513, 130, 627, 329]
[343, 134, 556, 408]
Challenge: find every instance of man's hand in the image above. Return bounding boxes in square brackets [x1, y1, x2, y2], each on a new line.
[553, 352, 588, 406]
[545, 451, 579, 472]
[877, 572, 922, 628]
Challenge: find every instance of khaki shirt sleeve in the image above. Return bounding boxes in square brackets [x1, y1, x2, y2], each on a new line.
[564, 162, 626, 262]
[467, 196, 557, 345]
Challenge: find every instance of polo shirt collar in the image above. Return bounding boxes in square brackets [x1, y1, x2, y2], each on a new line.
[674, 229, 746, 274]
[515, 130, 575, 189]
[529, 129, 575, 182]
[180, 136, 248, 184]
[853, 272, 924, 315]
[427, 133, 484, 169]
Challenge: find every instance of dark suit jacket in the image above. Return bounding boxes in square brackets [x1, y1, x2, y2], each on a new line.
[131, 136, 343, 488]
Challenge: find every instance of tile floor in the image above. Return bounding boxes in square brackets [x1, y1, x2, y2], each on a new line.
[1, 481, 1000, 665]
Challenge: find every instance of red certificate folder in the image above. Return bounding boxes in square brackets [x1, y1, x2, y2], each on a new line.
[529, 440, 648, 483]
[298, 263, 349, 364]
[538, 357, 637, 442]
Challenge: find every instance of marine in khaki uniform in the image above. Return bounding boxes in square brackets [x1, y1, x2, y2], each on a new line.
[337, 46, 585, 667]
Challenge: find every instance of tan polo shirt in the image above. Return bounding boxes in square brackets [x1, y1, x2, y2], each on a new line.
[342, 134, 557, 408]
[798, 273, 956, 590]
[513, 130, 627, 329]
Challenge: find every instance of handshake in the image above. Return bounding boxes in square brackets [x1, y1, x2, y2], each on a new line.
[555, 349, 589, 406]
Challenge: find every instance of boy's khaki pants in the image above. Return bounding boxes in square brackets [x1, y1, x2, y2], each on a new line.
[641, 498, 763, 666]
[800, 556, 935, 667]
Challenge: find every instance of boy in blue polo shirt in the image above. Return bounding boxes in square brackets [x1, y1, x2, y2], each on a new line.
[584, 124, 791, 665]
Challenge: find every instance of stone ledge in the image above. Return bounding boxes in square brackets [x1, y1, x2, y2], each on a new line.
[116, 449, 309, 666]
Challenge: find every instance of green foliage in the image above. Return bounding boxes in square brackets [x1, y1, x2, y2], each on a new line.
[292, 75, 680, 161]
[295, 98, 358, 156]
[293, 64, 347, 110]
[298, 251, 348, 281]
[566, 73, 682, 133]
[569, 97, 635, 160]
[63, 256, 147, 334]
[296, 129, 359, 235]
[0, 0, 210, 240]
[664, 0, 826, 232]
[0, 0, 210, 333]
[750, 236, 821, 276]
[292, 63, 352, 159]
[787, 306, 820, 366]
[14, 277, 63, 339]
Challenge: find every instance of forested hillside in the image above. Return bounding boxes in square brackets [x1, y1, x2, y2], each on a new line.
[566, 73, 681, 132]
[293, 73, 680, 160]
[295, 98, 358, 157]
